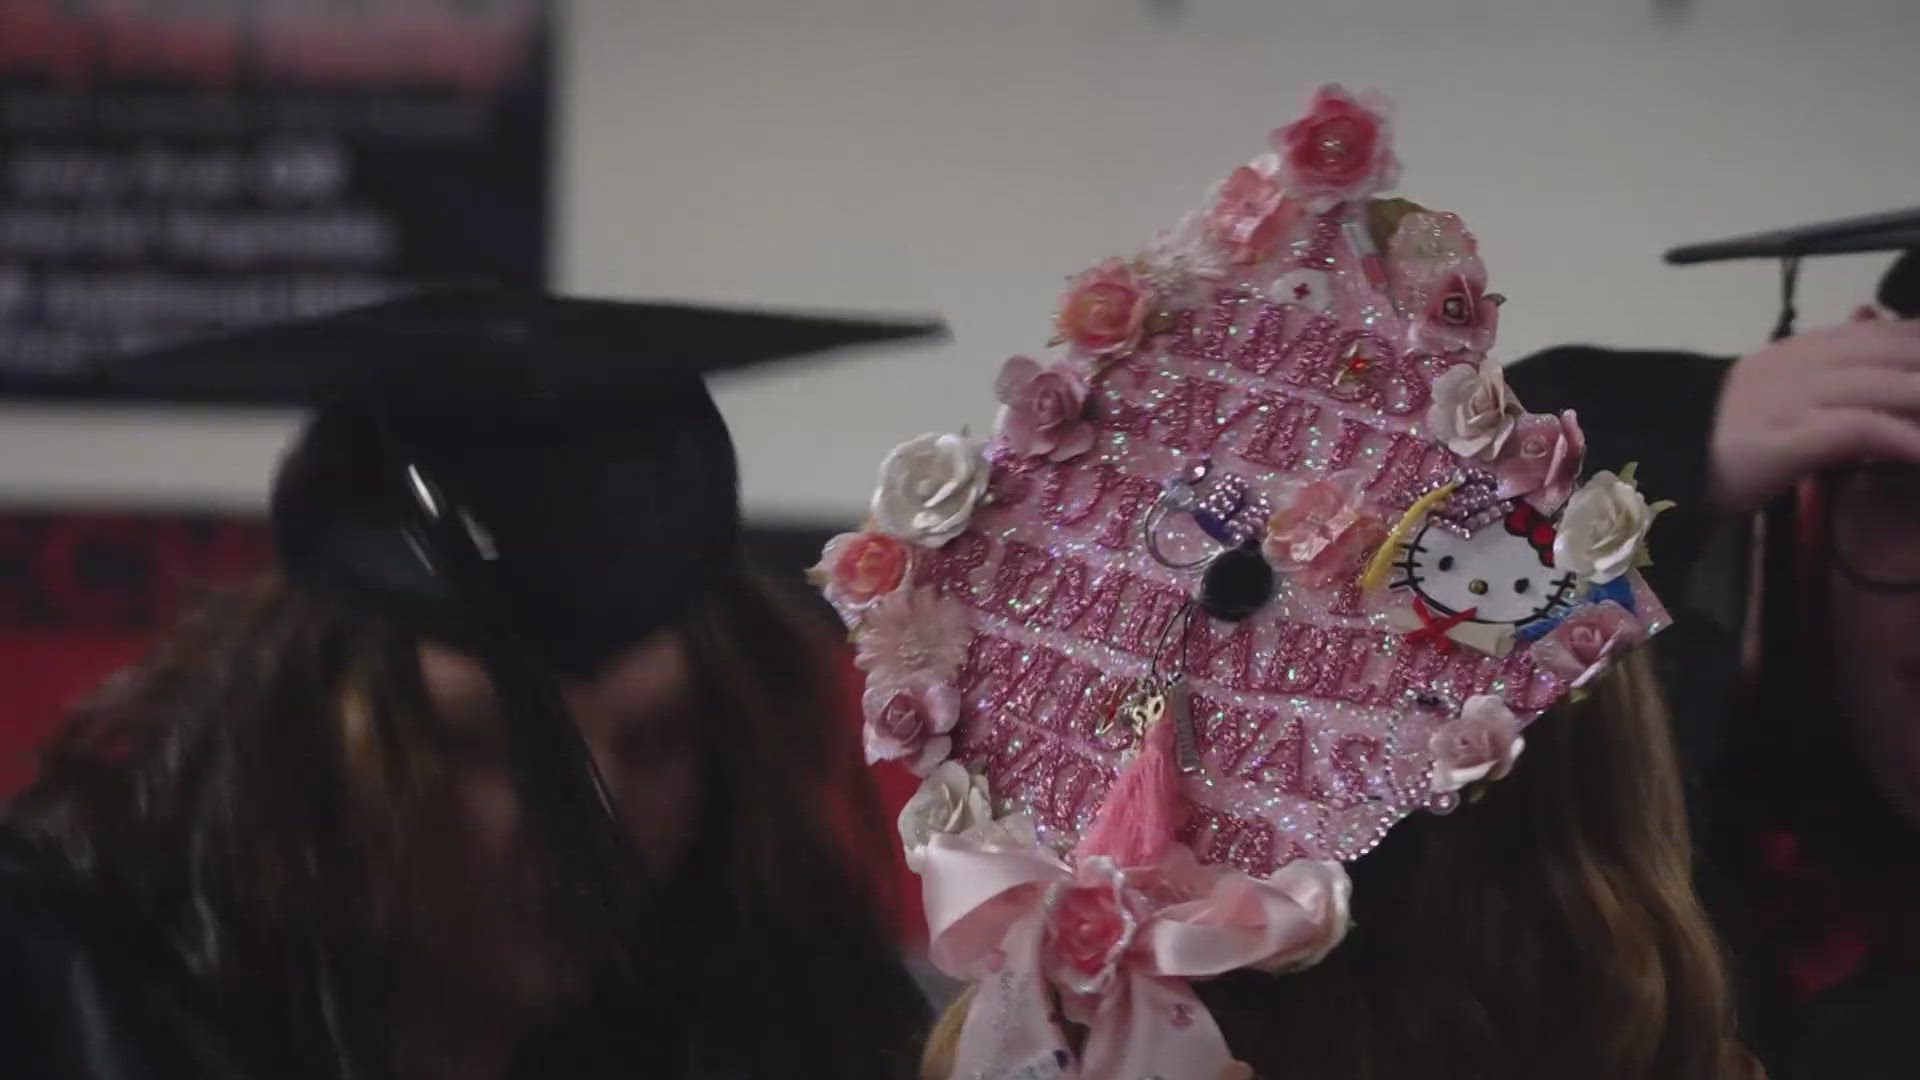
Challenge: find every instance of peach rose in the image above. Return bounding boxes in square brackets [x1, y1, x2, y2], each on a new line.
[812, 530, 910, 609]
[1057, 258, 1151, 358]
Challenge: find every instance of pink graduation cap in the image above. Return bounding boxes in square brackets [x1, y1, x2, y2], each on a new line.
[814, 84, 1671, 1079]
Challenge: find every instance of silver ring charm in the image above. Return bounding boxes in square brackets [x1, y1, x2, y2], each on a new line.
[1143, 496, 1216, 570]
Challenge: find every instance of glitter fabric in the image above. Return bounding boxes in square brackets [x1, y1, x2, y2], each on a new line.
[827, 88, 1670, 883]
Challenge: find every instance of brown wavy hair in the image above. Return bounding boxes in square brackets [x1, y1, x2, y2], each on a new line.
[7, 567, 923, 1079]
[922, 650, 1757, 1080]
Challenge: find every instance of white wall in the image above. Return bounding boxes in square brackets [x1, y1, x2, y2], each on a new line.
[4, 0, 1920, 520]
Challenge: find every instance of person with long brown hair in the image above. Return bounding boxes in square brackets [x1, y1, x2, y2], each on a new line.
[918, 653, 1752, 1079]
[816, 85, 1757, 1080]
[0, 291, 944, 1079]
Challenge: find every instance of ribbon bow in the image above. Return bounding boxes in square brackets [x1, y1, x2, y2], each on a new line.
[922, 833, 1351, 1079]
[1405, 594, 1478, 654]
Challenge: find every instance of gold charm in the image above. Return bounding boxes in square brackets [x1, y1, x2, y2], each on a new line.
[1100, 677, 1166, 741]
[1100, 676, 1203, 775]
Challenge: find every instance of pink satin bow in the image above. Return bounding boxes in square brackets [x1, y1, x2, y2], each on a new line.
[921, 832, 1351, 1079]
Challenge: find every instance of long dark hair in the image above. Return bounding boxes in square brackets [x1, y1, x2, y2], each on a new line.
[923, 652, 1755, 1079]
[6, 567, 924, 1078]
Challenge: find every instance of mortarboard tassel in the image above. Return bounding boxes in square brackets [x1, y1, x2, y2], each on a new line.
[1075, 700, 1181, 869]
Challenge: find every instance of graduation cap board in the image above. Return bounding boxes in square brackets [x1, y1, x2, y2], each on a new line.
[90, 286, 947, 1048]
[1663, 204, 1920, 337]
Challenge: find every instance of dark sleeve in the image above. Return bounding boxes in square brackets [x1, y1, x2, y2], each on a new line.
[1505, 344, 1731, 606]
[1506, 346, 1745, 808]
[0, 845, 253, 1080]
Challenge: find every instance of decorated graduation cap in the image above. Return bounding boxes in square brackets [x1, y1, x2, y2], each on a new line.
[816, 86, 1672, 1078]
[92, 285, 944, 1023]
[1665, 204, 1920, 336]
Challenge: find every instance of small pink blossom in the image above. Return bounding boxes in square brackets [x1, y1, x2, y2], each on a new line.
[1056, 258, 1152, 358]
[1429, 694, 1525, 794]
[1043, 858, 1140, 997]
[854, 587, 972, 689]
[1271, 84, 1399, 212]
[811, 530, 910, 609]
[994, 356, 1096, 462]
[863, 680, 962, 775]
[1136, 211, 1234, 293]
[1263, 471, 1388, 589]
[1533, 601, 1646, 689]
[1493, 410, 1587, 514]
[1207, 155, 1298, 264]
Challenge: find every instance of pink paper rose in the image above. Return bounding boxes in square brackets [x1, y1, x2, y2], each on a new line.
[1262, 471, 1387, 588]
[1533, 601, 1646, 689]
[1493, 410, 1587, 514]
[863, 680, 962, 776]
[1429, 694, 1525, 794]
[1420, 271, 1500, 354]
[1043, 858, 1140, 996]
[995, 355, 1096, 462]
[1056, 258, 1151, 358]
[1384, 211, 1499, 355]
[811, 530, 910, 609]
[1270, 84, 1399, 212]
[854, 587, 973, 689]
[1207, 156, 1297, 264]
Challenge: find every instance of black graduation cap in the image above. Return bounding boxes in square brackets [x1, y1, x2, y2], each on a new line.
[94, 286, 946, 1032]
[95, 285, 946, 672]
[1663, 205, 1920, 336]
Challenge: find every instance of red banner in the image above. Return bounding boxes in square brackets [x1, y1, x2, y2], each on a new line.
[0, 509, 272, 793]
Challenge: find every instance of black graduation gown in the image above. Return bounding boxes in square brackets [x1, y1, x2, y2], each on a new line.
[0, 834, 268, 1080]
[0, 826, 930, 1079]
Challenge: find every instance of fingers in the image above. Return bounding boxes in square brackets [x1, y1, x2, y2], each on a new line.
[1817, 317, 1920, 370]
[1801, 366, 1920, 414]
[1787, 406, 1920, 475]
[1217, 1064, 1256, 1080]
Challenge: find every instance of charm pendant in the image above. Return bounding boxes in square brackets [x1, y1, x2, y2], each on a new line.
[1100, 677, 1166, 741]
[1167, 682, 1201, 774]
[1101, 675, 1203, 775]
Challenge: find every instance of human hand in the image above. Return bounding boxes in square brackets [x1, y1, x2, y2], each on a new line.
[1710, 318, 1920, 514]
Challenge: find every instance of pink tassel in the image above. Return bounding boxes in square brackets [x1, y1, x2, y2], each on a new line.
[1075, 715, 1180, 869]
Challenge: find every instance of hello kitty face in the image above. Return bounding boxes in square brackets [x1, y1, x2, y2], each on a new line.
[1393, 502, 1578, 627]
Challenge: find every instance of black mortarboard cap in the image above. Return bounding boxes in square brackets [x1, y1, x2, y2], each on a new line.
[91, 285, 946, 673]
[1664, 205, 1920, 337]
[1664, 205, 1920, 266]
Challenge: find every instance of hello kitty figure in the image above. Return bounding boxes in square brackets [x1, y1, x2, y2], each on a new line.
[1386, 502, 1580, 657]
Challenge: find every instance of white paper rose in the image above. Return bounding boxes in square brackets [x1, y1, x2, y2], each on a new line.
[1553, 470, 1664, 584]
[1429, 694, 1525, 794]
[870, 432, 990, 548]
[897, 761, 995, 871]
[1425, 355, 1523, 460]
